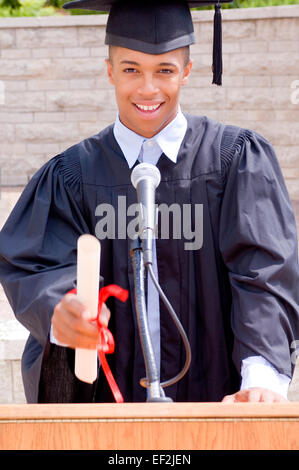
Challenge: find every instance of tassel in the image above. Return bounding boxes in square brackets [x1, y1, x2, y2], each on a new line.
[212, 2, 223, 86]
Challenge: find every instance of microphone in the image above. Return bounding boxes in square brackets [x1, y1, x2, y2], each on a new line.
[131, 163, 161, 265]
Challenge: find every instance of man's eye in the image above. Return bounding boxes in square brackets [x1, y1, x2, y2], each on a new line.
[159, 69, 173, 74]
[124, 68, 137, 73]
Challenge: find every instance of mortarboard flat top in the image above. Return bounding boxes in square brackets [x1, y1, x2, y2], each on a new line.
[62, 0, 234, 85]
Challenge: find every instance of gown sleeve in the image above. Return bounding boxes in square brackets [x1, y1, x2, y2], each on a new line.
[219, 128, 299, 379]
[0, 151, 90, 348]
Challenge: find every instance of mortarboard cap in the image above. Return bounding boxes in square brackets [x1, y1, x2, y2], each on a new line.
[62, 0, 233, 85]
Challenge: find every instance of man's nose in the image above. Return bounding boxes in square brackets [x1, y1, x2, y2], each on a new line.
[137, 74, 159, 96]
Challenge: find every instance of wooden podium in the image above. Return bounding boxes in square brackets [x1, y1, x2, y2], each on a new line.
[0, 402, 298, 450]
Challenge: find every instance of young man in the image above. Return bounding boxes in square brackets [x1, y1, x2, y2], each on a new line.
[0, 0, 298, 404]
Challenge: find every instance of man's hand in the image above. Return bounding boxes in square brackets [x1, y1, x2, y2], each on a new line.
[222, 387, 288, 403]
[52, 292, 111, 349]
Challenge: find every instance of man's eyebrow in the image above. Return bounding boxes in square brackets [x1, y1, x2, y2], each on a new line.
[120, 60, 139, 65]
[119, 60, 178, 67]
[158, 62, 177, 67]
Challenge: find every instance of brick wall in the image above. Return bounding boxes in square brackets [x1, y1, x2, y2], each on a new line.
[0, 6, 298, 202]
[0, 6, 299, 403]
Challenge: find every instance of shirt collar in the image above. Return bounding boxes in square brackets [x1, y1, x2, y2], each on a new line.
[113, 107, 187, 169]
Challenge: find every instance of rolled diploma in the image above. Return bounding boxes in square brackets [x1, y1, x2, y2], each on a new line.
[75, 234, 101, 383]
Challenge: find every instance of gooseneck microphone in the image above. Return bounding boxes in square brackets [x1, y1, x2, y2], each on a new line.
[130, 163, 192, 402]
[131, 163, 161, 265]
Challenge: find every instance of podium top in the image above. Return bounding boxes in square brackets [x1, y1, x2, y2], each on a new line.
[1, 402, 299, 421]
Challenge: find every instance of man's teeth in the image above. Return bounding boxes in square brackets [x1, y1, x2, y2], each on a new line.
[135, 104, 160, 111]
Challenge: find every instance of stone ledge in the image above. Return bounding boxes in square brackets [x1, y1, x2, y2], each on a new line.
[0, 5, 298, 29]
[219, 4, 299, 20]
[0, 12, 108, 29]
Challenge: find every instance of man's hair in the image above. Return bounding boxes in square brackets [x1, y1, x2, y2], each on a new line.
[180, 45, 190, 67]
[108, 45, 191, 67]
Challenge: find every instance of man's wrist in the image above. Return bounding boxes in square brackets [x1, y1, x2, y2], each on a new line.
[240, 356, 290, 399]
[50, 324, 68, 347]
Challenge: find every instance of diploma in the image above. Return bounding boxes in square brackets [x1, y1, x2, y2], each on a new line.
[75, 234, 101, 384]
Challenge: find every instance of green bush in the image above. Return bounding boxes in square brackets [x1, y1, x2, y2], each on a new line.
[44, 0, 104, 13]
[0, 0, 58, 16]
[196, 0, 299, 9]
[0, 0, 105, 14]
[236, 0, 299, 6]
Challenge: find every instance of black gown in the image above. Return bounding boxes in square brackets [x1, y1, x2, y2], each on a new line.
[0, 114, 298, 404]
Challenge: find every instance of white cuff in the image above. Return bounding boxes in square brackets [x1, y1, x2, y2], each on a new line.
[50, 324, 68, 347]
[240, 356, 290, 399]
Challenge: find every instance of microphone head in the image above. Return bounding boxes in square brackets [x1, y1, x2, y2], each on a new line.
[131, 163, 161, 189]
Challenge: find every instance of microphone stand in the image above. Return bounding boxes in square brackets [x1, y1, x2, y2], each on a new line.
[130, 236, 173, 402]
[130, 163, 191, 402]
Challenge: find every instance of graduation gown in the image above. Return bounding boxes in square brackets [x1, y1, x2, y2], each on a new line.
[0, 114, 298, 404]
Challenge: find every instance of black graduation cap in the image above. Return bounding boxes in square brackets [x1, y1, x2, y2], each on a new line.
[62, 0, 233, 85]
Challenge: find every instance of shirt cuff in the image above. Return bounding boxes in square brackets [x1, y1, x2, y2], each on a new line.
[240, 356, 291, 399]
[50, 324, 68, 347]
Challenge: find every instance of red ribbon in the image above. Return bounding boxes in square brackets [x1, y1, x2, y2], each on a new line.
[68, 285, 128, 403]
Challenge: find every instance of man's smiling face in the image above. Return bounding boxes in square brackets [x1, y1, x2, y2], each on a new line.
[106, 46, 192, 138]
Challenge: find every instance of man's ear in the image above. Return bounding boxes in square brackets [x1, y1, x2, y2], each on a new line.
[105, 58, 115, 85]
[181, 59, 193, 86]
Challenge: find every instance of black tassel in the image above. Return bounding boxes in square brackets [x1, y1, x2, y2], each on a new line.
[212, 2, 222, 86]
